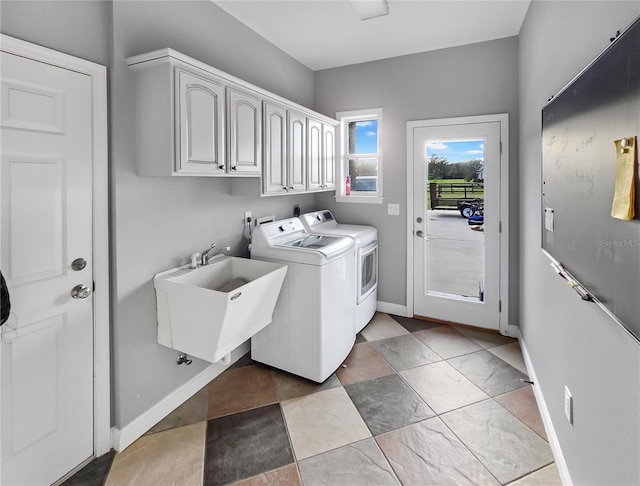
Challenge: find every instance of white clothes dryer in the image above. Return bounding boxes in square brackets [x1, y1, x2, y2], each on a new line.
[250, 218, 356, 383]
[300, 210, 378, 332]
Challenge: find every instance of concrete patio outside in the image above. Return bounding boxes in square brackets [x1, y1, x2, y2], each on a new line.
[424, 209, 484, 298]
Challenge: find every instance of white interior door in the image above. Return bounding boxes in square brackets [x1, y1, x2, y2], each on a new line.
[1, 51, 94, 485]
[411, 120, 501, 329]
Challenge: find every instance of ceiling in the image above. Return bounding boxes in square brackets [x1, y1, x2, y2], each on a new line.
[214, 0, 531, 71]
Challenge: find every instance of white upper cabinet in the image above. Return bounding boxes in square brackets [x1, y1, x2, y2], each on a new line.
[322, 123, 336, 190]
[263, 101, 287, 194]
[176, 69, 225, 174]
[126, 49, 337, 186]
[287, 110, 307, 192]
[307, 118, 322, 191]
[227, 88, 262, 174]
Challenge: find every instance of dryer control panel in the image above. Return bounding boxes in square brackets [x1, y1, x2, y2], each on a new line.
[259, 218, 305, 240]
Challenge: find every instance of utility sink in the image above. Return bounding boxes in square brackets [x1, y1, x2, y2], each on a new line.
[154, 256, 287, 363]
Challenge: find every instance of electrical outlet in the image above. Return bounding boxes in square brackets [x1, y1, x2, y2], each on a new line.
[564, 386, 573, 424]
[244, 211, 252, 224]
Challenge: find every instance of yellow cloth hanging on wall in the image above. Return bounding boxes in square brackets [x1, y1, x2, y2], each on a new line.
[611, 137, 637, 220]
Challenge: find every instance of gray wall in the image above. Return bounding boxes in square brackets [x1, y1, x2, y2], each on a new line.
[110, 1, 317, 427]
[0, 0, 112, 66]
[519, 2, 640, 484]
[314, 38, 520, 325]
[2, 0, 317, 429]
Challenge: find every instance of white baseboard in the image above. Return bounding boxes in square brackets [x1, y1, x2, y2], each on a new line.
[518, 333, 573, 486]
[377, 301, 409, 317]
[505, 324, 520, 338]
[111, 341, 250, 453]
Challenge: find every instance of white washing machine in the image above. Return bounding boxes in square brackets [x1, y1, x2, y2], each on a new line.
[250, 217, 356, 383]
[300, 210, 378, 332]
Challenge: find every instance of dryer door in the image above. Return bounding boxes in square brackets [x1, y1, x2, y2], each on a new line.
[358, 240, 378, 304]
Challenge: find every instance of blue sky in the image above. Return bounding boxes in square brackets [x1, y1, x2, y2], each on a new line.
[353, 120, 378, 153]
[426, 140, 484, 163]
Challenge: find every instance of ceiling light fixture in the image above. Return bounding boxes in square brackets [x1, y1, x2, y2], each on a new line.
[349, 0, 389, 21]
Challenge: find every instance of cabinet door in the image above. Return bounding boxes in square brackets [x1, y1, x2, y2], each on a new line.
[287, 110, 306, 192]
[322, 123, 336, 190]
[307, 118, 322, 191]
[228, 88, 262, 174]
[176, 69, 225, 174]
[263, 102, 287, 194]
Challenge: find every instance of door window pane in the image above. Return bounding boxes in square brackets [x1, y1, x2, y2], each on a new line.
[424, 139, 485, 300]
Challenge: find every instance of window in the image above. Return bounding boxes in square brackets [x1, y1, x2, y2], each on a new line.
[336, 108, 383, 203]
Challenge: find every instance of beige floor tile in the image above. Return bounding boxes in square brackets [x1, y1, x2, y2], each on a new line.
[488, 342, 528, 374]
[413, 325, 483, 359]
[281, 387, 371, 460]
[105, 422, 205, 486]
[208, 365, 278, 419]
[229, 464, 301, 486]
[401, 361, 489, 414]
[298, 439, 400, 486]
[336, 342, 394, 386]
[507, 463, 562, 485]
[441, 400, 554, 484]
[360, 313, 409, 341]
[496, 386, 547, 440]
[376, 418, 499, 485]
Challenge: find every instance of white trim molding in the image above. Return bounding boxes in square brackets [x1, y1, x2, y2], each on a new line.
[519, 334, 573, 485]
[377, 300, 409, 317]
[0, 35, 111, 456]
[335, 107, 384, 203]
[112, 342, 250, 452]
[405, 113, 510, 335]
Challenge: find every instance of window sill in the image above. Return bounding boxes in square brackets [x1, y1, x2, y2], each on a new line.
[335, 195, 384, 204]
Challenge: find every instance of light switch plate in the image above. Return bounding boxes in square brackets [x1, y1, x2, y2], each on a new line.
[388, 203, 400, 216]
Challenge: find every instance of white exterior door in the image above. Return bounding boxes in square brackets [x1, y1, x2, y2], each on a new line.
[1, 51, 94, 485]
[411, 120, 502, 330]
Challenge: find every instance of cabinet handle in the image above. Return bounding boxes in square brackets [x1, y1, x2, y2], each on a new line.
[289, 186, 295, 191]
[218, 165, 225, 170]
[231, 166, 237, 171]
[284, 187, 289, 192]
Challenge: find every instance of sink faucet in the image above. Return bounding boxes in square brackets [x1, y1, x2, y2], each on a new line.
[201, 243, 230, 265]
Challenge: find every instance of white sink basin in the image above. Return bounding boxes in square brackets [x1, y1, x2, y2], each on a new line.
[154, 256, 287, 363]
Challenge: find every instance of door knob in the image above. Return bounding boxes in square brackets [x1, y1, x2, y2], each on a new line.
[416, 230, 424, 238]
[71, 258, 87, 271]
[71, 284, 91, 299]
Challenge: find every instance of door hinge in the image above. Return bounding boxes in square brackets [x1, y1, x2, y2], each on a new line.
[93, 281, 96, 292]
[500, 141, 503, 154]
[499, 300, 502, 312]
[499, 221, 502, 233]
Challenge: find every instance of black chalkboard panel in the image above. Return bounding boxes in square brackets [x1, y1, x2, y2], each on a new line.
[542, 16, 640, 343]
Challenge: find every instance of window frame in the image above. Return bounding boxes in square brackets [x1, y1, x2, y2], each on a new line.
[336, 107, 384, 204]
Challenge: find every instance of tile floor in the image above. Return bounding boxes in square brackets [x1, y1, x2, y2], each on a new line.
[64, 313, 562, 486]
